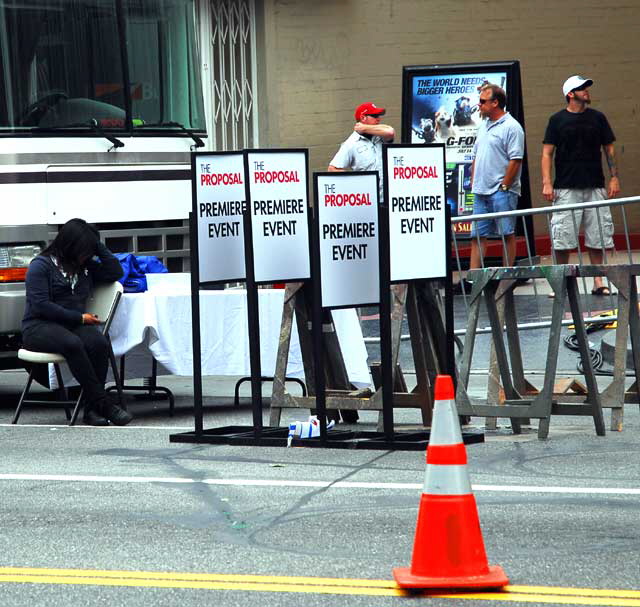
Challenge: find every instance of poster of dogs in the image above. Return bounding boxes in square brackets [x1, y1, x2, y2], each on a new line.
[402, 62, 530, 239]
[408, 70, 507, 229]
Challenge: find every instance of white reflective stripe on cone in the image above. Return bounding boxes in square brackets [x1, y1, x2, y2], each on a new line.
[424, 464, 472, 495]
[429, 399, 464, 446]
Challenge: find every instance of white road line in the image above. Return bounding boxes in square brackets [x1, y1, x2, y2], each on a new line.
[0, 474, 639, 495]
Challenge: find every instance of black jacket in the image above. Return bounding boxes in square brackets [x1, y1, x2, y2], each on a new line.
[22, 242, 123, 330]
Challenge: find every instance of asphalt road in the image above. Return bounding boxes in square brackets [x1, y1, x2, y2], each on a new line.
[1, 370, 640, 607]
[0, 287, 636, 606]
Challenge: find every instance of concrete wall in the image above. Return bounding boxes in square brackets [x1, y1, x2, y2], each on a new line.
[257, 0, 639, 231]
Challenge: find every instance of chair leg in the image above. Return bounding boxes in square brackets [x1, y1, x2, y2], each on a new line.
[108, 339, 125, 409]
[13, 368, 35, 424]
[53, 364, 68, 400]
[69, 388, 84, 426]
[53, 364, 72, 421]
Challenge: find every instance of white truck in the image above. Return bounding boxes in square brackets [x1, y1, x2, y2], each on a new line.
[0, 0, 206, 367]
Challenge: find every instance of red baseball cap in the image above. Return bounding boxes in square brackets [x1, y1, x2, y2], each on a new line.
[355, 102, 386, 121]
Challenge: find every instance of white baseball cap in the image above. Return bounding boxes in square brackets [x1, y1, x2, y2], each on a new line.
[562, 75, 593, 97]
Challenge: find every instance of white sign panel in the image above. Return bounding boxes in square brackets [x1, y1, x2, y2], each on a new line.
[316, 173, 379, 308]
[246, 151, 311, 283]
[386, 145, 446, 281]
[194, 153, 247, 284]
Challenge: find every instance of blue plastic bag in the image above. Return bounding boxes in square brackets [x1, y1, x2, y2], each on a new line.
[136, 256, 169, 276]
[114, 253, 167, 293]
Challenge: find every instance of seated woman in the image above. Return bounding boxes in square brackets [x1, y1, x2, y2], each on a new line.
[22, 218, 132, 426]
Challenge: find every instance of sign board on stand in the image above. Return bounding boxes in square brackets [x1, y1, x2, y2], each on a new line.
[245, 149, 311, 284]
[194, 152, 247, 284]
[314, 172, 380, 309]
[379, 143, 452, 436]
[242, 149, 311, 434]
[312, 171, 380, 441]
[190, 151, 248, 434]
[386, 144, 447, 282]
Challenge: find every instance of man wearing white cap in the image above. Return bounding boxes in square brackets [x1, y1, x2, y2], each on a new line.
[329, 101, 395, 198]
[541, 75, 620, 295]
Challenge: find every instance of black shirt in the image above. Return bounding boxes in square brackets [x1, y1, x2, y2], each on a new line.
[543, 108, 615, 189]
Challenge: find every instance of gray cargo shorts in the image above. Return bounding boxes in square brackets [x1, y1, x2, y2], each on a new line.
[550, 188, 614, 250]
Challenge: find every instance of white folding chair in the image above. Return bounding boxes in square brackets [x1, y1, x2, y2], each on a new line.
[13, 281, 124, 425]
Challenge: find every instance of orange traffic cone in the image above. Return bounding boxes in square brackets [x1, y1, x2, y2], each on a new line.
[393, 374, 508, 589]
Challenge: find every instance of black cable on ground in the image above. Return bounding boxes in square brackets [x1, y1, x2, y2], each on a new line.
[563, 329, 613, 375]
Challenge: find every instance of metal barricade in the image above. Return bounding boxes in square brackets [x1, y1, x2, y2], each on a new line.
[451, 195, 640, 320]
[455, 264, 607, 439]
[355, 194, 640, 435]
[449, 195, 640, 435]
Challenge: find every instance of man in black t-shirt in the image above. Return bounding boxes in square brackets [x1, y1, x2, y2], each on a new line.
[541, 75, 620, 295]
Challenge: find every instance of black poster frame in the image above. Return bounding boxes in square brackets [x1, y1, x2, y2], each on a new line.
[312, 170, 380, 441]
[189, 150, 249, 435]
[242, 148, 312, 437]
[401, 60, 534, 253]
[192, 149, 247, 288]
[243, 148, 312, 286]
[379, 143, 454, 438]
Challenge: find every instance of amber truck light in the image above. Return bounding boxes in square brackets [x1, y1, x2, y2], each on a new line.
[0, 245, 41, 283]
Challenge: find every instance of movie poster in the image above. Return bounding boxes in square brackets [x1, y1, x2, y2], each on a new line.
[408, 70, 507, 236]
[402, 60, 534, 245]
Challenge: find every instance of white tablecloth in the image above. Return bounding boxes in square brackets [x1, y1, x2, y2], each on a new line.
[107, 288, 371, 385]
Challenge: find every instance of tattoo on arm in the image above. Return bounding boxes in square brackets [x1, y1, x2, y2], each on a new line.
[605, 147, 618, 178]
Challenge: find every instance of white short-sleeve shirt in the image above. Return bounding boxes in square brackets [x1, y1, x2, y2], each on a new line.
[330, 131, 384, 173]
[330, 131, 385, 198]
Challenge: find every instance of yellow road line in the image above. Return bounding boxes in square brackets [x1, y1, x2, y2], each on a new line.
[0, 567, 639, 605]
[0, 575, 403, 597]
[507, 586, 640, 599]
[437, 593, 640, 606]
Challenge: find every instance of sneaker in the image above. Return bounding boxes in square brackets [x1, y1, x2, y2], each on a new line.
[83, 408, 109, 426]
[102, 400, 133, 426]
[100, 393, 133, 426]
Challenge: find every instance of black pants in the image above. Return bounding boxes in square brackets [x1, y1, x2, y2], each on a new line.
[22, 322, 109, 409]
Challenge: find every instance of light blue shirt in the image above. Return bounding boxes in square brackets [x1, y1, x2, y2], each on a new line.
[472, 112, 524, 196]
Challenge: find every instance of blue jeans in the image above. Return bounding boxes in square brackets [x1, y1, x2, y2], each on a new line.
[471, 190, 518, 237]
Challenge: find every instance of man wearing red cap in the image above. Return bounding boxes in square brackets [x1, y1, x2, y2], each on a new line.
[328, 102, 395, 197]
[325, 102, 393, 424]
[541, 75, 620, 296]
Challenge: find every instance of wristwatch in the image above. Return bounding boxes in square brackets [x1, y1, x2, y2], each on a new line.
[498, 183, 509, 192]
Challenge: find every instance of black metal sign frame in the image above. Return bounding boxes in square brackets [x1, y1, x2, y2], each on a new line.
[379, 143, 454, 438]
[242, 148, 311, 438]
[312, 171, 381, 443]
[171, 152, 482, 450]
[188, 150, 248, 435]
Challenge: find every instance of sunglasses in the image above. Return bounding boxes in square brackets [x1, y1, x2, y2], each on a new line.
[478, 97, 494, 105]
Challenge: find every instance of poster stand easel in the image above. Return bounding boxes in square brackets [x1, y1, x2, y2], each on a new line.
[269, 161, 480, 449]
[268, 279, 473, 433]
[170, 149, 481, 450]
[378, 144, 478, 441]
[170, 149, 315, 447]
